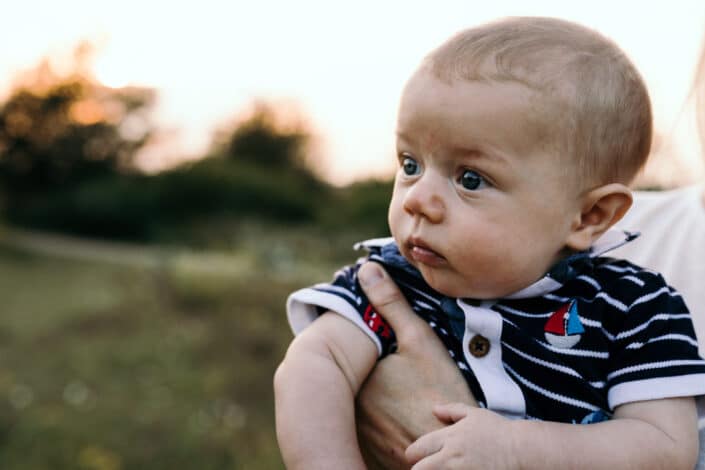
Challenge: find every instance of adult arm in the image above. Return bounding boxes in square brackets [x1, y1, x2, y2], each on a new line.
[354, 262, 476, 469]
[274, 312, 377, 470]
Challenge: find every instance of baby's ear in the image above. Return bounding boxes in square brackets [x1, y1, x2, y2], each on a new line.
[565, 183, 632, 252]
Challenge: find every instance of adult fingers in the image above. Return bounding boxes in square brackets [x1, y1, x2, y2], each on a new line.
[358, 262, 434, 347]
[432, 402, 470, 424]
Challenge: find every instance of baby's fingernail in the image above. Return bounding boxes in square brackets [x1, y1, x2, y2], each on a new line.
[359, 263, 384, 287]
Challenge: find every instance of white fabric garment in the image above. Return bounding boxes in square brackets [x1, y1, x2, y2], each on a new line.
[611, 184, 705, 460]
[611, 184, 705, 358]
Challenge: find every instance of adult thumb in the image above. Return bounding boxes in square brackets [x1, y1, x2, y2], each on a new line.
[358, 262, 431, 346]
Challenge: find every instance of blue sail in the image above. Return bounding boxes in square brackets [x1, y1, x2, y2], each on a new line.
[566, 301, 585, 335]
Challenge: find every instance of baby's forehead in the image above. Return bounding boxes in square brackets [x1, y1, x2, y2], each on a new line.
[400, 70, 558, 147]
[396, 77, 584, 196]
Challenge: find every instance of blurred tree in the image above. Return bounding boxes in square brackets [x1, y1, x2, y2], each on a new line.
[212, 101, 316, 175]
[0, 44, 380, 243]
[0, 43, 156, 208]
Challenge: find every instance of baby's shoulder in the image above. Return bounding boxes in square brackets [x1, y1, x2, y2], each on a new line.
[591, 257, 663, 282]
[588, 257, 681, 311]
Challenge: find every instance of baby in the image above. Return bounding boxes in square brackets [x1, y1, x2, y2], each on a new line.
[275, 17, 705, 469]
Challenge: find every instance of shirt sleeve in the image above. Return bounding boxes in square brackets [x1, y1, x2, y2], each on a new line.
[605, 271, 705, 410]
[286, 260, 397, 357]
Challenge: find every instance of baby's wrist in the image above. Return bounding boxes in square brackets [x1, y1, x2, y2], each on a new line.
[505, 418, 537, 470]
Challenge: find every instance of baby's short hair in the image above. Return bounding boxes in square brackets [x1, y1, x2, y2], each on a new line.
[424, 17, 652, 185]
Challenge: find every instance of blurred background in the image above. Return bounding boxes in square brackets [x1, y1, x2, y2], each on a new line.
[1, 1, 705, 468]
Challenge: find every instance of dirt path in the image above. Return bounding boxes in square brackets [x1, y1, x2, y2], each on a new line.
[0, 226, 256, 277]
[0, 226, 327, 282]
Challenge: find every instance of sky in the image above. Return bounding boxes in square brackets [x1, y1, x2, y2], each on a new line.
[2, 0, 705, 186]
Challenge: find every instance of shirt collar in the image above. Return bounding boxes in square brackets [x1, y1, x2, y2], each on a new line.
[355, 228, 640, 300]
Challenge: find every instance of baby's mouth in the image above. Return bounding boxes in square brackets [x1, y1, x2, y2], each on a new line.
[407, 238, 447, 267]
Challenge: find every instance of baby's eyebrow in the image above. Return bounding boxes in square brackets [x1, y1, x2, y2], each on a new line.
[452, 146, 510, 167]
[395, 131, 415, 143]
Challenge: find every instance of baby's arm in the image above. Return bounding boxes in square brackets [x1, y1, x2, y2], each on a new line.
[274, 311, 378, 470]
[518, 397, 698, 469]
[407, 396, 698, 469]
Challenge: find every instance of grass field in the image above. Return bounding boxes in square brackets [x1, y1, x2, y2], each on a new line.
[0, 225, 366, 469]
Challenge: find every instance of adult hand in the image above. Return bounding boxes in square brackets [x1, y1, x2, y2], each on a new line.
[354, 262, 476, 470]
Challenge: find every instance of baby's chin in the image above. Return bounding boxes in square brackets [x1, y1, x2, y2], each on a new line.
[415, 266, 486, 299]
[415, 264, 521, 300]
[400, 248, 525, 299]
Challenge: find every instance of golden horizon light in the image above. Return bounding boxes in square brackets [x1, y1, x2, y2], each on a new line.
[1, 0, 705, 186]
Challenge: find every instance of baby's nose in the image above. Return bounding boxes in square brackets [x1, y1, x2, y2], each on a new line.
[403, 176, 445, 223]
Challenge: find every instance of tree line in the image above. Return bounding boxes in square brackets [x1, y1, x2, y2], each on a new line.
[0, 46, 391, 243]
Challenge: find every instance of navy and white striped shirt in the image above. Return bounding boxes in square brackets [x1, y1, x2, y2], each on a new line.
[287, 233, 705, 424]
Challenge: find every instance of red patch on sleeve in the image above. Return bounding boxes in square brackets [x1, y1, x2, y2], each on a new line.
[362, 304, 392, 339]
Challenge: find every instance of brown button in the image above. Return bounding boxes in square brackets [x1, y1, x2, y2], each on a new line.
[468, 334, 490, 358]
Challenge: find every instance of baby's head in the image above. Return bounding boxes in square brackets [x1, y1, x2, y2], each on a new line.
[388, 17, 652, 299]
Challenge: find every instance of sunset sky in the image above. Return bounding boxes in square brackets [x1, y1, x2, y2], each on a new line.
[2, 0, 705, 185]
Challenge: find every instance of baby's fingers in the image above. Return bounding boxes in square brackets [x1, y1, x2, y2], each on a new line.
[405, 430, 443, 466]
[409, 451, 448, 470]
[432, 402, 471, 424]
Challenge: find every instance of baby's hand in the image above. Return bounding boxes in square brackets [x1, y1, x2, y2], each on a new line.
[405, 403, 519, 470]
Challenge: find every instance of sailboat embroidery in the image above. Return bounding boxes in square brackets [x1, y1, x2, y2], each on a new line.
[544, 299, 584, 348]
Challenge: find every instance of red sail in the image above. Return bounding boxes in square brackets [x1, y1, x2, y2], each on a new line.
[545, 303, 569, 334]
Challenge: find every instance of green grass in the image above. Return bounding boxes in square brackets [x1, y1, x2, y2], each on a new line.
[0, 228, 362, 469]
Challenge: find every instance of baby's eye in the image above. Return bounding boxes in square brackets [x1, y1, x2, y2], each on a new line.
[401, 156, 421, 176]
[459, 169, 488, 190]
